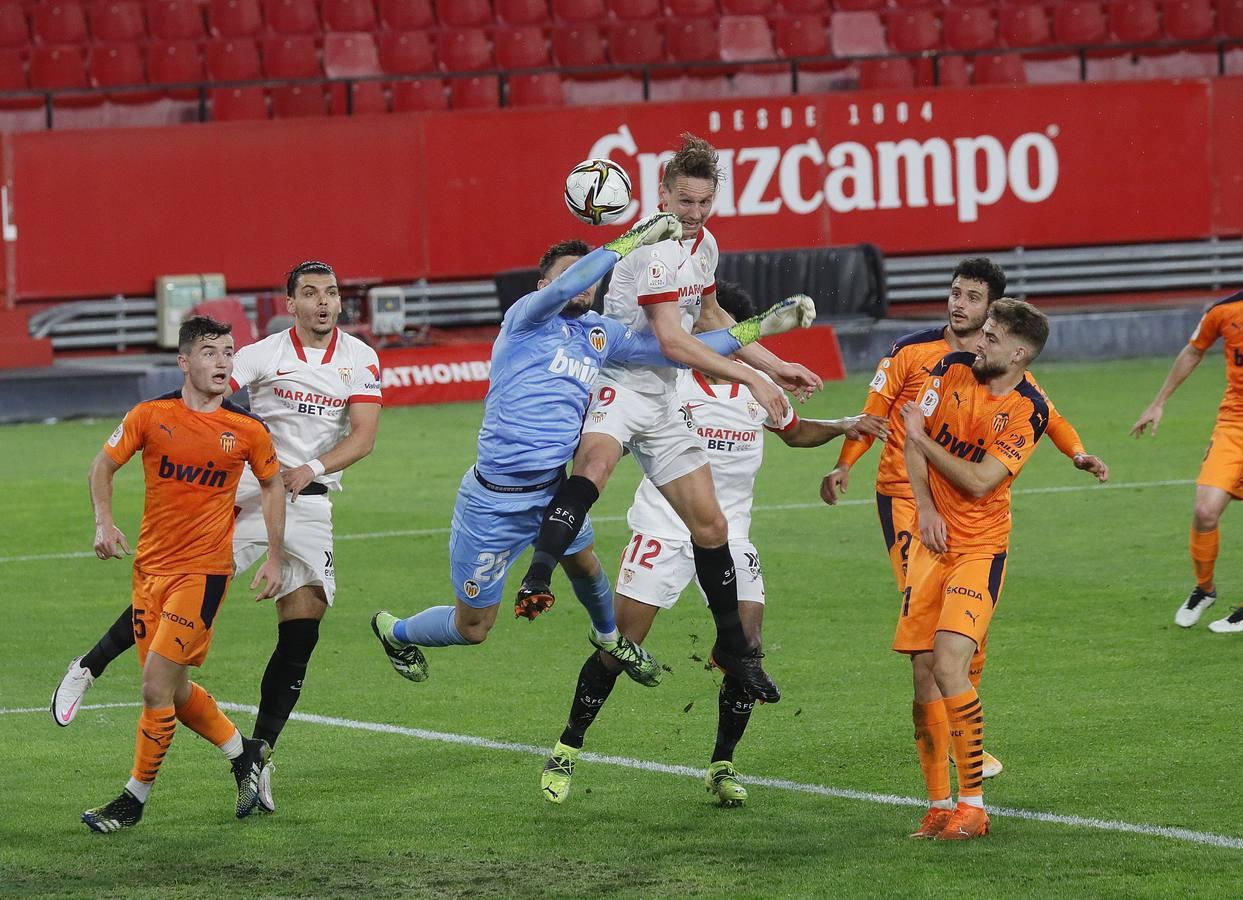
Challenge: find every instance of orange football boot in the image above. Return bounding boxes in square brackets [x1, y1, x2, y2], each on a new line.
[909, 806, 953, 839]
[934, 802, 990, 840]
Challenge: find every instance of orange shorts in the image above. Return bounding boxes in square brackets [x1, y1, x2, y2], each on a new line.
[876, 492, 917, 593]
[893, 539, 1008, 654]
[131, 569, 231, 668]
[1197, 422, 1243, 499]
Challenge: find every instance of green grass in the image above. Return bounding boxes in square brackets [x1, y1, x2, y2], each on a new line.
[3, 356, 1242, 898]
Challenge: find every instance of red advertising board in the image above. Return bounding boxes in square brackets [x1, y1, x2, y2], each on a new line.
[2, 77, 1238, 301]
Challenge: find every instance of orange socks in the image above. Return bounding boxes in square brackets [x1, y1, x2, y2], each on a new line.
[913, 700, 951, 803]
[176, 682, 239, 749]
[131, 705, 176, 787]
[1190, 526, 1219, 591]
[945, 689, 985, 799]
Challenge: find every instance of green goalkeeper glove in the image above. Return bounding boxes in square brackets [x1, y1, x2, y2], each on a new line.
[728, 294, 818, 345]
[604, 213, 683, 258]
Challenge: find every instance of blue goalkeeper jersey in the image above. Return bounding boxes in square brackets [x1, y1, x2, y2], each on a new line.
[474, 247, 741, 486]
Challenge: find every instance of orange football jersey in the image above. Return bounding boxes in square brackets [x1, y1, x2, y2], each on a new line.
[1189, 291, 1243, 422]
[838, 326, 1083, 499]
[913, 352, 1049, 553]
[103, 391, 279, 575]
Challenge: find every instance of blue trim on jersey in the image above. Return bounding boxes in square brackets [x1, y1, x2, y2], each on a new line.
[1016, 377, 1050, 443]
[1208, 290, 1243, 310]
[889, 326, 946, 357]
[928, 351, 977, 377]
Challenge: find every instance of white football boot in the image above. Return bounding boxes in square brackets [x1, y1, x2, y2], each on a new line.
[1208, 607, 1243, 634]
[1175, 586, 1216, 628]
[51, 656, 95, 727]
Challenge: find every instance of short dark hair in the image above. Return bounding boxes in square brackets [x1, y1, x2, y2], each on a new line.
[662, 132, 721, 188]
[178, 315, 232, 353]
[538, 239, 590, 279]
[713, 280, 755, 322]
[989, 297, 1049, 359]
[952, 257, 1006, 301]
[286, 260, 336, 297]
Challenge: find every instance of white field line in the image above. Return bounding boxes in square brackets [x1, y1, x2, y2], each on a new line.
[0, 478, 1195, 565]
[3, 698, 1239, 851]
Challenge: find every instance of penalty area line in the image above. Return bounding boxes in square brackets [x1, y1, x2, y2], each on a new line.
[3, 698, 1239, 850]
[0, 478, 1196, 564]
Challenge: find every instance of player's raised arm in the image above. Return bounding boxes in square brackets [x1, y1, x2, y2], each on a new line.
[88, 450, 130, 560]
[697, 289, 823, 401]
[1132, 342, 1207, 437]
[508, 214, 682, 330]
[779, 413, 889, 449]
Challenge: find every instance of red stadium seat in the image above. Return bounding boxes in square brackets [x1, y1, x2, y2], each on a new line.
[507, 69, 563, 103]
[264, 0, 319, 34]
[999, 3, 1051, 47]
[834, 0, 885, 11]
[271, 82, 326, 114]
[858, 55, 914, 88]
[609, 0, 659, 18]
[148, 38, 204, 95]
[206, 36, 262, 79]
[608, 20, 663, 66]
[377, 0, 433, 28]
[942, 7, 995, 51]
[1054, 1, 1107, 45]
[1161, 0, 1213, 39]
[322, 0, 376, 31]
[720, 14, 774, 60]
[1223, 0, 1243, 37]
[264, 34, 320, 76]
[90, 41, 157, 101]
[1109, 0, 1160, 41]
[435, 0, 489, 26]
[495, 25, 549, 68]
[211, 84, 267, 117]
[973, 51, 1026, 83]
[377, 30, 435, 72]
[0, 3, 29, 47]
[437, 27, 492, 71]
[330, 78, 386, 112]
[146, 0, 204, 39]
[933, 52, 969, 84]
[831, 10, 886, 54]
[720, 0, 772, 13]
[33, 3, 88, 44]
[777, 0, 828, 13]
[31, 44, 101, 105]
[552, 0, 606, 22]
[667, 16, 721, 67]
[391, 76, 445, 109]
[89, 2, 146, 41]
[774, 14, 829, 58]
[323, 30, 379, 75]
[551, 23, 606, 69]
[665, 0, 715, 16]
[943, 0, 991, 7]
[208, 0, 262, 36]
[0, 47, 40, 108]
[886, 9, 939, 53]
[450, 73, 497, 106]
[496, 0, 548, 24]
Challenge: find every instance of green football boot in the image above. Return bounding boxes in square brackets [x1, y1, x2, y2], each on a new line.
[540, 741, 580, 804]
[371, 611, 429, 682]
[588, 630, 662, 687]
[706, 761, 748, 808]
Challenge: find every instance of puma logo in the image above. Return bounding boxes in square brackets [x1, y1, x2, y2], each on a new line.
[174, 636, 188, 652]
[964, 610, 978, 624]
[951, 391, 965, 409]
[141, 729, 172, 749]
[159, 424, 176, 438]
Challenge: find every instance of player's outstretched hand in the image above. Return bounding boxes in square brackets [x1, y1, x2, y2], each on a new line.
[251, 557, 283, 601]
[757, 295, 817, 337]
[94, 523, 131, 560]
[770, 361, 823, 402]
[748, 373, 791, 426]
[917, 505, 949, 553]
[603, 212, 682, 258]
[282, 465, 316, 501]
[842, 413, 889, 442]
[1073, 452, 1110, 483]
[820, 465, 849, 505]
[1130, 404, 1163, 437]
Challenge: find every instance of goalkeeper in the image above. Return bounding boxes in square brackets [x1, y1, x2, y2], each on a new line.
[370, 213, 815, 688]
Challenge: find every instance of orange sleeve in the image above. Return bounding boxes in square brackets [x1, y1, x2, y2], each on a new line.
[101, 404, 149, 466]
[987, 399, 1041, 476]
[1190, 307, 1222, 351]
[1045, 401, 1086, 459]
[835, 351, 905, 468]
[835, 389, 892, 468]
[247, 423, 280, 481]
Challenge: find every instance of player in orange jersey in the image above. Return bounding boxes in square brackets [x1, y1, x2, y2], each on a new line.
[1132, 290, 1243, 633]
[821, 259, 1108, 779]
[80, 316, 286, 833]
[897, 298, 1053, 840]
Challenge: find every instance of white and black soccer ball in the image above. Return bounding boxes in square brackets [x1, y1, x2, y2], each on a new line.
[564, 158, 633, 226]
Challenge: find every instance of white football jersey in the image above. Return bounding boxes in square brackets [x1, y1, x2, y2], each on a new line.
[600, 227, 719, 395]
[229, 327, 382, 493]
[626, 368, 796, 541]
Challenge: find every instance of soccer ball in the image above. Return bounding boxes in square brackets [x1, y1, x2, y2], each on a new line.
[564, 158, 633, 226]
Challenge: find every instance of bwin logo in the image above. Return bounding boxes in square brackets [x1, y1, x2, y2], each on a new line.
[548, 347, 599, 384]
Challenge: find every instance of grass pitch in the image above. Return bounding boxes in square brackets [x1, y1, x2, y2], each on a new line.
[2, 356, 1241, 898]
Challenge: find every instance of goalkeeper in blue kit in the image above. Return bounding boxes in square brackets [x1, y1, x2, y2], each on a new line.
[371, 213, 814, 686]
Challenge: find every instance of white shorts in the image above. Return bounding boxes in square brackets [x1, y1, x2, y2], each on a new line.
[614, 532, 765, 610]
[582, 380, 708, 487]
[232, 491, 336, 605]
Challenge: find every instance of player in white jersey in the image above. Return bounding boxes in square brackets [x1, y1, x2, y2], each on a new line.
[51, 261, 381, 813]
[515, 134, 822, 704]
[538, 282, 886, 805]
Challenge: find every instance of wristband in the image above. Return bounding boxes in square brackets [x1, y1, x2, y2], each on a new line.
[306, 458, 326, 478]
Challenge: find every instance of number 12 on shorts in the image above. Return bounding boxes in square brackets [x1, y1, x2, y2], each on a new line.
[624, 533, 662, 569]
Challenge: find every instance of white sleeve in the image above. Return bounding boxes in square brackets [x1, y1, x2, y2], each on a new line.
[229, 342, 268, 392]
[348, 343, 384, 405]
[635, 245, 679, 307]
